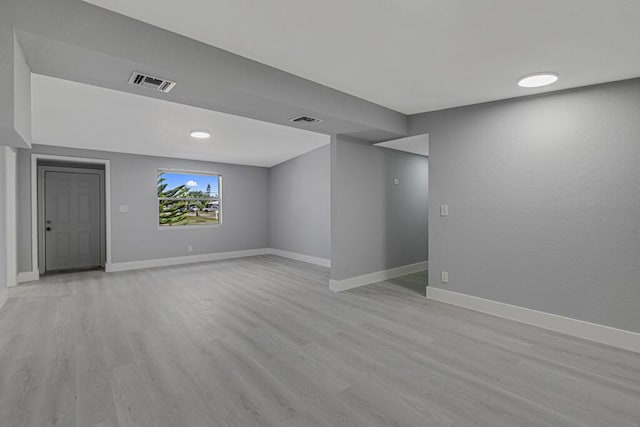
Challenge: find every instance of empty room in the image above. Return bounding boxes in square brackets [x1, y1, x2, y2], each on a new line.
[0, 1, 639, 426]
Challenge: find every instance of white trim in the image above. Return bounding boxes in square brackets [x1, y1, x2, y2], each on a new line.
[0, 287, 6, 310]
[158, 224, 221, 231]
[30, 155, 36, 275]
[4, 147, 17, 287]
[17, 271, 39, 283]
[105, 248, 269, 273]
[267, 248, 331, 268]
[31, 154, 112, 279]
[426, 287, 640, 354]
[330, 261, 428, 292]
[158, 167, 223, 176]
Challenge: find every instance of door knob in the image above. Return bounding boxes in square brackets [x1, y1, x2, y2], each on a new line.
[46, 227, 52, 232]
[46, 220, 52, 224]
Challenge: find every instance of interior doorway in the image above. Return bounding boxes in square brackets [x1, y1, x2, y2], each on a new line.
[34, 156, 110, 276]
[374, 133, 429, 297]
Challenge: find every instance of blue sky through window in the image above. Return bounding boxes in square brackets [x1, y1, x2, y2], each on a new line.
[159, 171, 219, 196]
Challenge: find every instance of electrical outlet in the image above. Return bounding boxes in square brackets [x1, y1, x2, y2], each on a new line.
[187, 245, 193, 253]
[440, 205, 448, 217]
[119, 205, 128, 213]
[393, 178, 400, 185]
[441, 271, 449, 283]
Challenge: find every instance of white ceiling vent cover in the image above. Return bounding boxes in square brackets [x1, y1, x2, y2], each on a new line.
[290, 115, 323, 124]
[128, 72, 176, 93]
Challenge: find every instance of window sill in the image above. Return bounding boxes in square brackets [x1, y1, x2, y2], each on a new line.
[158, 224, 222, 231]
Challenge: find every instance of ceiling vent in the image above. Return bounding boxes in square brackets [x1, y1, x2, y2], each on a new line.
[128, 72, 176, 93]
[290, 115, 323, 124]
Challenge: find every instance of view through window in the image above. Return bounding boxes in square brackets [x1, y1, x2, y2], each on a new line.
[157, 170, 221, 226]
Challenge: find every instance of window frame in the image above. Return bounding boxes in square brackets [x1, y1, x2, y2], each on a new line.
[157, 168, 223, 230]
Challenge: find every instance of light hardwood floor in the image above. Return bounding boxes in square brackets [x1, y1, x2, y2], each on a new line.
[0, 256, 638, 426]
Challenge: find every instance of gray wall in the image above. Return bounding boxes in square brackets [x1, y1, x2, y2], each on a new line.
[0, 148, 7, 307]
[13, 37, 31, 145]
[0, 24, 31, 148]
[410, 78, 640, 333]
[0, 8, 15, 146]
[17, 144, 270, 272]
[0, 146, 16, 306]
[331, 135, 429, 280]
[269, 145, 330, 260]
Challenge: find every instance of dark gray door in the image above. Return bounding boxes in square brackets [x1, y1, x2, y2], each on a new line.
[44, 171, 102, 272]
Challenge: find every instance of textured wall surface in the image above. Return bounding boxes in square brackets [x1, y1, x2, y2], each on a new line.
[0, 148, 7, 307]
[0, 146, 17, 306]
[13, 37, 31, 145]
[269, 145, 330, 260]
[411, 78, 640, 332]
[17, 145, 270, 271]
[331, 136, 428, 280]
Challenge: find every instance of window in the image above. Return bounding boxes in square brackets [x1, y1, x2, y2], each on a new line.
[157, 170, 221, 227]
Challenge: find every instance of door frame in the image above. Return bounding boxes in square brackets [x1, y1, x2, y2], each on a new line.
[38, 166, 106, 274]
[31, 154, 112, 279]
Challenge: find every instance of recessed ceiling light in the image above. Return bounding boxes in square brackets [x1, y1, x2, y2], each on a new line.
[190, 131, 211, 139]
[518, 72, 559, 88]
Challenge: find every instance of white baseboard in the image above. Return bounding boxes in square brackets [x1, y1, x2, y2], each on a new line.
[105, 248, 270, 273]
[426, 287, 640, 354]
[0, 287, 7, 309]
[17, 271, 40, 283]
[330, 261, 428, 292]
[267, 248, 331, 268]
[7, 274, 17, 287]
[14, 249, 327, 282]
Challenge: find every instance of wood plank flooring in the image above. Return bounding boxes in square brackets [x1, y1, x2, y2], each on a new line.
[0, 255, 638, 426]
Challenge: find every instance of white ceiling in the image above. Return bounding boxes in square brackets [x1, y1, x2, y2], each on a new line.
[375, 134, 429, 157]
[31, 74, 329, 167]
[82, 0, 640, 114]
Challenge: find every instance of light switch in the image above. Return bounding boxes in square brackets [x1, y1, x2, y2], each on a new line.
[119, 205, 128, 213]
[441, 271, 449, 283]
[440, 205, 448, 217]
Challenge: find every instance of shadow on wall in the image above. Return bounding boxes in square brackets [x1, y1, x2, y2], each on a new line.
[330, 136, 428, 283]
[382, 147, 429, 269]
